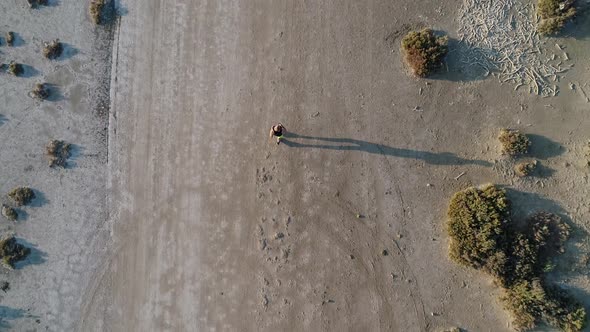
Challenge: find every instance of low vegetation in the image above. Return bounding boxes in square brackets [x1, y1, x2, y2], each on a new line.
[515, 160, 538, 177]
[45, 140, 71, 167]
[401, 28, 448, 77]
[90, 0, 107, 25]
[31, 83, 49, 100]
[0, 236, 30, 269]
[26, 0, 48, 8]
[7, 187, 35, 206]
[42, 39, 63, 59]
[537, 0, 576, 35]
[1, 205, 17, 222]
[5, 32, 14, 46]
[7, 61, 24, 76]
[499, 129, 531, 156]
[446, 185, 586, 331]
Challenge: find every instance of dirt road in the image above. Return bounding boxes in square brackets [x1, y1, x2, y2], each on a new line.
[80, 0, 590, 331]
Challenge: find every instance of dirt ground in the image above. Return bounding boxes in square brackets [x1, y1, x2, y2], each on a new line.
[1, 0, 590, 331]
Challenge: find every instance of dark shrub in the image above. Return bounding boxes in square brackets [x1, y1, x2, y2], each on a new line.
[31, 83, 50, 100]
[537, 0, 576, 35]
[7, 61, 23, 76]
[1, 205, 17, 222]
[43, 39, 63, 59]
[0, 236, 30, 269]
[90, 0, 107, 25]
[7, 187, 35, 206]
[6, 32, 14, 46]
[45, 140, 71, 167]
[499, 129, 531, 156]
[401, 29, 448, 77]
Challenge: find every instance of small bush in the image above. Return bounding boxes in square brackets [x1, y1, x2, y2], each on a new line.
[7, 187, 35, 206]
[7, 61, 24, 76]
[31, 83, 49, 100]
[537, 0, 576, 35]
[1, 205, 17, 222]
[45, 140, 71, 167]
[499, 129, 531, 156]
[515, 160, 537, 177]
[5, 32, 14, 46]
[401, 29, 448, 77]
[90, 0, 107, 25]
[43, 39, 63, 59]
[0, 236, 30, 269]
[26, 0, 48, 8]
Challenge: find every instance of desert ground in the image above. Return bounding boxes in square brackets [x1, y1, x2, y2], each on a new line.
[1, 0, 590, 331]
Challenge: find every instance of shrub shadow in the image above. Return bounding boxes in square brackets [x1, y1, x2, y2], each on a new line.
[429, 37, 492, 83]
[13, 239, 47, 269]
[44, 84, 65, 102]
[58, 43, 78, 61]
[0, 306, 27, 329]
[0, 114, 7, 126]
[66, 143, 82, 169]
[19, 65, 40, 78]
[13, 209, 28, 222]
[527, 134, 564, 160]
[5, 32, 25, 47]
[504, 188, 567, 224]
[29, 190, 48, 208]
[561, 5, 590, 40]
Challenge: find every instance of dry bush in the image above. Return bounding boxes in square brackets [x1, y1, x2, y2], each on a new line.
[31, 83, 49, 100]
[0, 236, 30, 269]
[537, 0, 576, 35]
[515, 160, 538, 177]
[45, 140, 71, 167]
[43, 39, 63, 59]
[499, 129, 531, 156]
[446, 186, 586, 331]
[7, 187, 35, 206]
[447, 184, 510, 270]
[401, 29, 448, 77]
[5, 32, 14, 46]
[1, 205, 17, 222]
[90, 0, 107, 25]
[7, 61, 23, 76]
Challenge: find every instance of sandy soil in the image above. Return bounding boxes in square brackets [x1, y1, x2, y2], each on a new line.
[0, 0, 112, 330]
[1, 0, 590, 331]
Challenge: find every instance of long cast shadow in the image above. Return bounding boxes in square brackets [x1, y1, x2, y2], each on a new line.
[282, 133, 492, 166]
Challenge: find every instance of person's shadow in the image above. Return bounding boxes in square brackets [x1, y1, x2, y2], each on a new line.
[282, 133, 492, 167]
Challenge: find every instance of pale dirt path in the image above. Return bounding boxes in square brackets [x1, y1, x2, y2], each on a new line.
[78, 0, 590, 331]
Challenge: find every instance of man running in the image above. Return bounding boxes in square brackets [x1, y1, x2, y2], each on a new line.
[269, 123, 286, 145]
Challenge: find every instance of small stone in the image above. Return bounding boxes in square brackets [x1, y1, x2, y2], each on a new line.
[382, 249, 389, 256]
[275, 232, 284, 240]
[426, 183, 432, 187]
[349, 254, 355, 259]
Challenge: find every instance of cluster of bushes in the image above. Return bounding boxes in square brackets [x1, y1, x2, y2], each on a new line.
[42, 39, 63, 59]
[7, 187, 35, 206]
[537, 0, 576, 35]
[447, 185, 586, 331]
[45, 140, 71, 167]
[5, 32, 14, 46]
[515, 160, 538, 177]
[6, 61, 24, 76]
[401, 29, 448, 77]
[1, 205, 17, 222]
[0, 236, 30, 269]
[31, 83, 50, 100]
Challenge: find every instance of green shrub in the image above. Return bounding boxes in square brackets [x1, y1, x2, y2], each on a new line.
[447, 184, 510, 270]
[43, 39, 63, 59]
[499, 129, 531, 156]
[1, 205, 17, 222]
[5, 32, 14, 46]
[7, 61, 23, 76]
[7, 187, 35, 206]
[0, 236, 30, 269]
[90, 0, 107, 25]
[446, 185, 586, 331]
[537, 0, 576, 35]
[401, 29, 448, 77]
[31, 83, 49, 100]
[45, 140, 71, 167]
[515, 160, 537, 177]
